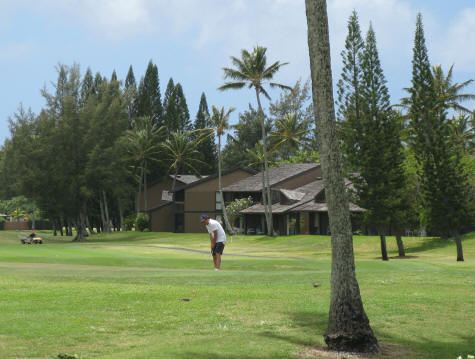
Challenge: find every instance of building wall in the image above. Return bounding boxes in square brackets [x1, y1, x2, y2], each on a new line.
[138, 177, 173, 212]
[150, 204, 174, 232]
[273, 166, 322, 190]
[184, 169, 254, 233]
[4, 222, 29, 231]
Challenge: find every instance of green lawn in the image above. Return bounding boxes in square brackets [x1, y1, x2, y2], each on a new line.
[0, 230, 473, 359]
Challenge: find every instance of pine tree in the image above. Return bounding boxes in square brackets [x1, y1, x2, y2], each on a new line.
[174, 83, 192, 132]
[163, 78, 176, 135]
[408, 13, 472, 261]
[354, 23, 407, 259]
[125, 65, 136, 90]
[111, 70, 118, 83]
[124, 65, 137, 127]
[136, 60, 163, 127]
[193, 92, 217, 174]
[337, 10, 365, 171]
[80, 68, 94, 106]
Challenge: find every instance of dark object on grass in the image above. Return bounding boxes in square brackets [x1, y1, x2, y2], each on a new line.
[313, 283, 320, 288]
[54, 353, 80, 359]
[182, 298, 190, 301]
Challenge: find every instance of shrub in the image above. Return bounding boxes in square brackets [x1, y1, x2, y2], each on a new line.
[0, 217, 5, 230]
[124, 214, 136, 231]
[53, 354, 80, 359]
[135, 213, 150, 232]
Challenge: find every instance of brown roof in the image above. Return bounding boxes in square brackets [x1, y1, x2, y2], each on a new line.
[291, 202, 364, 212]
[170, 167, 257, 192]
[223, 163, 320, 192]
[239, 178, 364, 214]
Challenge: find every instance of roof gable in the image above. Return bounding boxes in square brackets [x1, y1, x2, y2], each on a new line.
[223, 163, 320, 192]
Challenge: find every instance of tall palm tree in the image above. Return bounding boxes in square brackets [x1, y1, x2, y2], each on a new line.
[210, 105, 235, 233]
[450, 113, 475, 154]
[269, 113, 312, 159]
[305, 0, 379, 353]
[125, 116, 166, 214]
[218, 45, 291, 236]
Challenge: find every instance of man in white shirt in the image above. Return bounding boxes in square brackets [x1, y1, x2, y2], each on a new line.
[200, 214, 226, 271]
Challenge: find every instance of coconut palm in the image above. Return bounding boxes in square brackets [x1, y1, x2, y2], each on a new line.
[210, 105, 235, 233]
[450, 113, 475, 154]
[269, 113, 312, 159]
[218, 45, 291, 235]
[125, 116, 166, 214]
[305, 0, 379, 353]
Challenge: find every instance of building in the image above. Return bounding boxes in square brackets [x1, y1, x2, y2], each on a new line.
[223, 163, 363, 235]
[139, 168, 256, 233]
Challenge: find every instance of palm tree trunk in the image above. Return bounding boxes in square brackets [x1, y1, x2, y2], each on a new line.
[118, 198, 125, 231]
[99, 198, 106, 232]
[218, 135, 233, 234]
[255, 87, 273, 236]
[137, 164, 144, 215]
[305, 0, 379, 353]
[144, 161, 148, 213]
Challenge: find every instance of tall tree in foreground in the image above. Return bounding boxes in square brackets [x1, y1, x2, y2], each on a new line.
[210, 105, 235, 233]
[305, 0, 379, 353]
[218, 46, 291, 235]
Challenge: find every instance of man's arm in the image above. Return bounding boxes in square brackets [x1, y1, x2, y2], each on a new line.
[210, 230, 218, 251]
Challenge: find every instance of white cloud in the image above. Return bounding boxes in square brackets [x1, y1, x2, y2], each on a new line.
[433, 7, 475, 71]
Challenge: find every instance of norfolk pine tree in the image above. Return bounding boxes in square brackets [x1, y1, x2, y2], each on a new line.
[336, 10, 364, 171]
[407, 14, 472, 261]
[354, 23, 407, 259]
[194, 92, 217, 174]
[305, 0, 379, 352]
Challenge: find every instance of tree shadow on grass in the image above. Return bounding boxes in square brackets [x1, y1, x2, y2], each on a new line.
[176, 353, 281, 359]
[259, 310, 475, 359]
[404, 237, 456, 254]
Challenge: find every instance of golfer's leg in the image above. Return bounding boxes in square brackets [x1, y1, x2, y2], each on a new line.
[212, 254, 218, 269]
[215, 254, 221, 269]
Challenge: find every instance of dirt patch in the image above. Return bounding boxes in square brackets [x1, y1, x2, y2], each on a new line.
[296, 343, 414, 359]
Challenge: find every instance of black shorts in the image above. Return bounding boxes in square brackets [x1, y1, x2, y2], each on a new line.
[212, 242, 225, 256]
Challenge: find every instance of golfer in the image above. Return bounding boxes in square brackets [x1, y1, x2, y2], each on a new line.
[200, 215, 226, 271]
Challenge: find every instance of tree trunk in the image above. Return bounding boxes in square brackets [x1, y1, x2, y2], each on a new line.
[144, 161, 148, 214]
[86, 214, 94, 235]
[380, 234, 389, 261]
[305, 0, 379, 353]
[260, 164, 268, 234]
[118, 198, 125, 231]
[395, 232, 406, 257]
[137, 164, 144, 215]
[31, 208, 36, 231]
[255, 88, 273, 236]
[103, 190, 111, 233]
[218, 135, 233, 234]
[99, 198, 107, 233]
[454, 232, 464, 261]
[53, 219, 57, 236]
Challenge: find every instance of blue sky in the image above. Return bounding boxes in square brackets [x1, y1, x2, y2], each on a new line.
[1, 0, 474, 144]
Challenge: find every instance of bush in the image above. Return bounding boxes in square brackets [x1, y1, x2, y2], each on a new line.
[124, 214, 136, 231]
[0, 217, 5, 230]
[53, 354, 80, 359]
[135, 213, 150, 232]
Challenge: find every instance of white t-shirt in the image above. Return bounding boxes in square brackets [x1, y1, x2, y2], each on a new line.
[206, 219, 226, 243]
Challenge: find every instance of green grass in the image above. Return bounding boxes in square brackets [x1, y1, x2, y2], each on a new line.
[0, 230, 474, 359]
